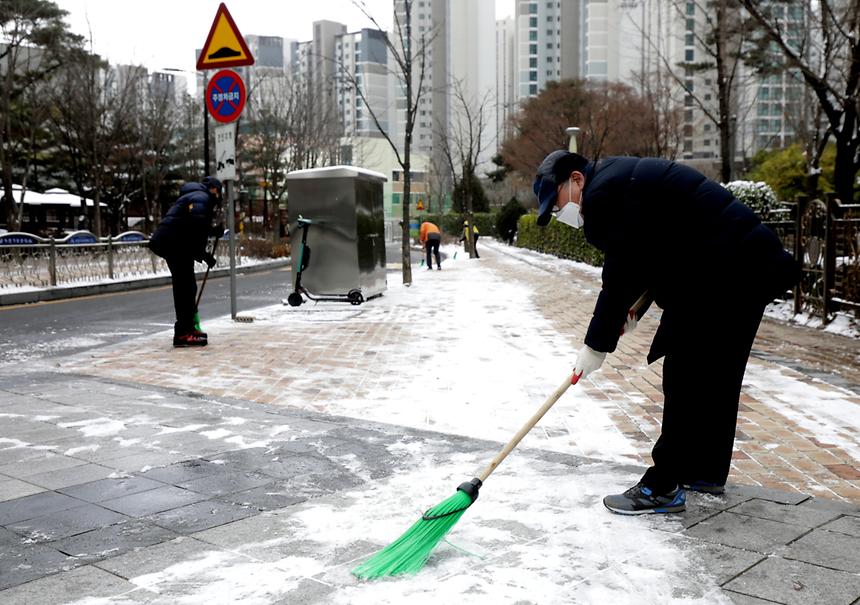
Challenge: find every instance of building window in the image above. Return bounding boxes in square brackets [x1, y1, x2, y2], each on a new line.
[704, 139, 711, 146]
[529, 70, 537, 81]
[546, 42, 553, 48]
[530, 44, 537, 54]
[529, 31, 537, 41]
[530, 57, 537, 67]
[546, 69, 553, 76]
[686, 18, 694, 31]
[685, 49, 694, 62]
[546, 56, 552, 63]
[547, 29, 553, 36]
[685, 33, 694, 46]
[530, 16, 537, 27]
[529, 84, 538, 94]
[529, 2, 537, 14]
[686, 2, 695, 15]
[547, 15, 553, 21]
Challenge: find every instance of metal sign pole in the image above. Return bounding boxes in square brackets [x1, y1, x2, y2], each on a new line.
[227, 179, 237, 320]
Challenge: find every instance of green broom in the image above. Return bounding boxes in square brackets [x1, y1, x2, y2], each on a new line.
[352, 293, 650, 580]
[351, 372, 579, 579]
[193, 235, 220, 332]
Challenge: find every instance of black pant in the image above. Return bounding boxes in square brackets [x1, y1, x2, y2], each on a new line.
[165, 256, 197, 336]
[462, 234, 480, 257]
[641, 299, 765, 494]
[426, 234, 441, 268]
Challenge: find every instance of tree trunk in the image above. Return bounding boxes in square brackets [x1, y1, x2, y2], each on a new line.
[833, 137, 858, 204]
[401, 2, 414, 286]
[715, 0, 733, 183]
[272, 197, 281, 244]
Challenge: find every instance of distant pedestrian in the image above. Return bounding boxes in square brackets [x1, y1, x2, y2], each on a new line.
[149, 177, 223, 348]
[533, 150, 799, 515]
[460, 220, 480, 258]
[419, 220, 442, 270]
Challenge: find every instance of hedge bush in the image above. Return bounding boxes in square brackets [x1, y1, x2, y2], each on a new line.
[516, 213, 604, 267]
[419, 212, 498, 238]
[239, 237, 290, 259]
[722, 180, 777, 218]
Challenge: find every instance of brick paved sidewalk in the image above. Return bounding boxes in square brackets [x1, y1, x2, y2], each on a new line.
[63, 240, 860, 504]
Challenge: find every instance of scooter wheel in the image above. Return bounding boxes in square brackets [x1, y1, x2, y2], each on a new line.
[347, 289, 364, 305]
[287, 292, 304, 307]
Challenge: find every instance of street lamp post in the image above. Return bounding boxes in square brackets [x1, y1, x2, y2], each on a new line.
[565, 127, 581, 153]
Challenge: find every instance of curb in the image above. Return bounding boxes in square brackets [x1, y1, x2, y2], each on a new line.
[0, 258, 290, 307]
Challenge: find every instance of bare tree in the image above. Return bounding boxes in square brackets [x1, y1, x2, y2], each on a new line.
[631, 67, 684, 160]
[129, 78, 180, 233]
[49, 52, 143, 236]
[740, 0, 859, 204]
[633, 0, 755, 181]
[501, 79, 670, 181]
[0, 0, 82, 230]
[436, 79, 492, 258]
[345, 0, 434, 285]
[245, 72, 294, 241]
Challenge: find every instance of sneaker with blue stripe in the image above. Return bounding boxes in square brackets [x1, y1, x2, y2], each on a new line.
[603, 482, 686, 515]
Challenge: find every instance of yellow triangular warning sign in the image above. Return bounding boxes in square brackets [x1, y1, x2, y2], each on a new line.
[197, 3, 255, 70]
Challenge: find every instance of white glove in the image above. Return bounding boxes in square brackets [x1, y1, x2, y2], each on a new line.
[621, 309, 638, 336]
[572, 344, 606, 381]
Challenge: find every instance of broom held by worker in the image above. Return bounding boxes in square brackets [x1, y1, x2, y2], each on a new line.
[533, 150, 799, 515]
[148, 176, 224, 348]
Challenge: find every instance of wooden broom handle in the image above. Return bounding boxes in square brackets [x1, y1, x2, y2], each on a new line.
[476, 292, 651, 483]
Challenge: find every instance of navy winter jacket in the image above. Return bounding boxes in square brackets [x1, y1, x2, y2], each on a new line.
[149, 183, 218, 260]
[579, 157, 798, 357]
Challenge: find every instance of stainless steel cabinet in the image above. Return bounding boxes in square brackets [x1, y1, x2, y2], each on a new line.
[286, 166, 387, 301]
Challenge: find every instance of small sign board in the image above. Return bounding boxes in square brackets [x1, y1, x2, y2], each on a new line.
[0, 232, 39, 246]
[64, 231, 97, 245]
[196, 3, 255, 70]
[114, 231, 146, 243]
[215, 122, 237, 181]
[206, 69, 246, 123]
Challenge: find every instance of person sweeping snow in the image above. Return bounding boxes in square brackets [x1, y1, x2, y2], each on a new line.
[533, 150, 799, 515]
[149, 176, 223, 348]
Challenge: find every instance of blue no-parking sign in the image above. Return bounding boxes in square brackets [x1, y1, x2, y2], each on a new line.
[205, 69, 246, 124]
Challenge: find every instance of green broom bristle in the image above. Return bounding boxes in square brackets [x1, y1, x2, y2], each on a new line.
[352, 489, 474, 580]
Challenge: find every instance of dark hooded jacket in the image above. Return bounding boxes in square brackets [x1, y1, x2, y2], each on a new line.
[149, 183, 219, 260]
[579, 157, 798, 359]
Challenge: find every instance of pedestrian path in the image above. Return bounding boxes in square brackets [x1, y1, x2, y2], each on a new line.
[64, 240, 860, 504]
[0, 372, 858, 604]
[1, 238, 858, 603]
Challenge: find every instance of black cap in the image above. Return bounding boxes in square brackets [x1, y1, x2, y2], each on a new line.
[532, 151, 588, 226]
[201, 176, 222, 194]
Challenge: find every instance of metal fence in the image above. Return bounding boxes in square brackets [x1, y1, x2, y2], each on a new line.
[762, 194, 860, 321]
[0, 231, 244, 290]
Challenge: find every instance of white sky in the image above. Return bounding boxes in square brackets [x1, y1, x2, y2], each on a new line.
[55, 0, 515, 79]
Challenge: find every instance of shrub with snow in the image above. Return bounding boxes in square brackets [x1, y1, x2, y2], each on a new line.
[722, 180, 778, 218]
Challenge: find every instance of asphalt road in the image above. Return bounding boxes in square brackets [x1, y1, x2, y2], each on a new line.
[0, 266, 294, 367]
[0, 243, 427, 367]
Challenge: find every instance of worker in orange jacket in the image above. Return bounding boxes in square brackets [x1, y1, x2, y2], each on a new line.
[419, 220, 442, 270]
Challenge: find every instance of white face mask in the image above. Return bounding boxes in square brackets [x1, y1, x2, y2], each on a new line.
[555, 178, 584, 229]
